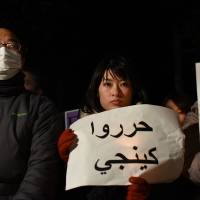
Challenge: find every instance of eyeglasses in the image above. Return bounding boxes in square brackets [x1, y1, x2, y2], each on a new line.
[0, 40, 21, 51]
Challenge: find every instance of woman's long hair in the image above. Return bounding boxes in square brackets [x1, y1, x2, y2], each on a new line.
[82, 55, 147, 114]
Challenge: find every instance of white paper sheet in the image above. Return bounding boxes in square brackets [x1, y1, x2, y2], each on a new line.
[195, 63, 200, 143]
[66, 104, 185, 190]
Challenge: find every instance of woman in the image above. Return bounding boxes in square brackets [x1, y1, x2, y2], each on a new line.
[58, 55, 150, 200]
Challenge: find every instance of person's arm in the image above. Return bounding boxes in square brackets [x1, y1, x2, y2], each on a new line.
[182, 123, 200, 177]
[188, 152, 200, 184]
[13, 98, 64, 200]
[182, 101, 198, 129]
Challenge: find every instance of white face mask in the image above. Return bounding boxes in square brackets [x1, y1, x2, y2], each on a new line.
[0, 46, 22, 80]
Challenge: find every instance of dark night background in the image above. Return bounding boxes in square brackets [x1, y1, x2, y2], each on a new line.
[1, 1, 199, 111]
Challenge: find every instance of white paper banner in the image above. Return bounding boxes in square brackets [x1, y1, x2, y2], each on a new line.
[195, 63, 200, 142]
[66, 104, 185, 190]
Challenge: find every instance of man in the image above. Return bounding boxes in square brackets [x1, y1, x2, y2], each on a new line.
[0, 27, 64, 199]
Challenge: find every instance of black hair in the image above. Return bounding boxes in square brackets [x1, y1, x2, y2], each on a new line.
[0, 18, 28, 57]
[163, 91, 193, 113]
[82, 55, 147, 114]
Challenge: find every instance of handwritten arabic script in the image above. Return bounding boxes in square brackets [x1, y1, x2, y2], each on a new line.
[95, 147, 158, 174]
[89, 120, 157, 173]
[91, 121, 153, 138]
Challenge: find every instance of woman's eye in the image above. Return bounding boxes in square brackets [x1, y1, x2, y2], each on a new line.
[103, 82, 112, 87]
[121, 81, 128, 87]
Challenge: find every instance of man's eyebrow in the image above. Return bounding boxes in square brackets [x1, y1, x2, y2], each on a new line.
[7, 38, 19, 43]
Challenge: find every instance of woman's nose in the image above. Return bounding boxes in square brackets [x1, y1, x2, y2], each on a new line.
[111, 85, 121, 96]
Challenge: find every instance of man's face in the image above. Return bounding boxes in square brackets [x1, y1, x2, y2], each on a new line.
[0, 28, 23, 80]
[0, 28, 21, 53]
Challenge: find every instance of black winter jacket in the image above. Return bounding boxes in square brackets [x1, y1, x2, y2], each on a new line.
[0, 73, 64, 200]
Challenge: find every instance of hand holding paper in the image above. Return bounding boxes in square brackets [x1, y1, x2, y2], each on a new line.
[57, 129, 78, 162]
[126, 177, 150, 200]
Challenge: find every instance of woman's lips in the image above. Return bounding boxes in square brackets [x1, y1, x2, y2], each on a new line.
[111, 100, 122, 106]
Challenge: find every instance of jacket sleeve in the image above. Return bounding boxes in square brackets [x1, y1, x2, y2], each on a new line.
[13, 97, 65, 200]
[188, 152, 200, 184]
[181, 123, 200, 180]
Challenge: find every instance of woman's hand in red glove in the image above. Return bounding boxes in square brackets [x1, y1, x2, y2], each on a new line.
[126, 177, 150, 200]
[57, 129, 78, 162]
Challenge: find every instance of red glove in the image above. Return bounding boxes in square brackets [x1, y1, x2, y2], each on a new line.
[126, 177, 150, 200]
[57, 129, 77, 162]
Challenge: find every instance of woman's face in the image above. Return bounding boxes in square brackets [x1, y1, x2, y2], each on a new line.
[165, 99, 186, 126]
[98, 70, 133, 111]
